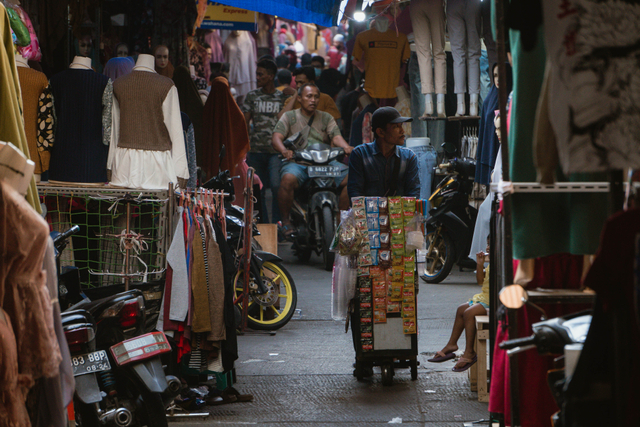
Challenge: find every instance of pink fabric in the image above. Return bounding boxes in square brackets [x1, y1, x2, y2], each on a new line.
[327, 46, 344, 69]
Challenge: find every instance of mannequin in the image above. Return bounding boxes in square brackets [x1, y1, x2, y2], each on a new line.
[224, 31, 257, 103]
[410, 0, 447, 118]
[395, 86, 413, 136]
[352, 15, 411, 100]
[15, 52, 52, 181]
[108, 54, 189, 190]
[0, 142, 35, 196]
[447, 0, 481, 116]
[48, 56, 111, 183]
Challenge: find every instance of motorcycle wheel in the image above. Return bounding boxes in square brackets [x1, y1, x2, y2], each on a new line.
[234, 261, 297, 330]
[320, 205, 336, 271]
[421, 228, 455, 284]
[294, 245, 312, 263]
[137, 391, 168, 427]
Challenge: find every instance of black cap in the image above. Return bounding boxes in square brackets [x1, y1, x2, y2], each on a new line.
[371, 107, 413, 133]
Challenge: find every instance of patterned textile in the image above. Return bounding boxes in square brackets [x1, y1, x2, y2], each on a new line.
[241, 89, 286, 153]
[102, 79, 113, 146]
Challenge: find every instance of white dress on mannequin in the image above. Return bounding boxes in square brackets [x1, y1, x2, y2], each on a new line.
[223, 31, 257, 101]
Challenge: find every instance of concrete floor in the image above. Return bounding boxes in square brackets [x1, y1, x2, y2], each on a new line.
[170, 245, 490, 426]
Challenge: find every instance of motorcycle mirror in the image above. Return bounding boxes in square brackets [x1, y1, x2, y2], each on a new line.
[499, 285, 529, 309]
[443, 142, 457, 155]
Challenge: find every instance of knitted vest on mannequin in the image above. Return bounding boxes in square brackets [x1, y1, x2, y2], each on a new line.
[113, 71, 174, 151]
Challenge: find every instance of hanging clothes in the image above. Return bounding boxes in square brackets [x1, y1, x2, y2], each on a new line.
[507, 28, 610, 260]
[180, 113, 198, 189]
[223, 31, 257, 101]
[152, 0, 198, 68]
[201, 77, 250, 180]
[0, 3, 40, 213]
[173, 65, 204, 167]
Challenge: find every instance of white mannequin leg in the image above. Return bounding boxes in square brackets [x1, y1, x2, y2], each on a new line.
[437, 93, 446, 118]
[423, 93, 434, 117]
[456, 93, 466, 116]
[470, 93, 479, 117]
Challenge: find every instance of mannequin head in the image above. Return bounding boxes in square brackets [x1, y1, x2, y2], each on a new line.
[373, 15, 390, 33]
[78, 35, 93, 57]
[115, 42, 129, 57]
[297, 84, 320, 116]
[154, 45, 170, 70]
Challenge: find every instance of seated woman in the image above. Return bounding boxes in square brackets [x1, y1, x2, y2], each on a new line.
[428, 240, 490, 372]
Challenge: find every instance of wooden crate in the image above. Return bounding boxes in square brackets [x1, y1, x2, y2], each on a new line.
[255, 224, 278, 255]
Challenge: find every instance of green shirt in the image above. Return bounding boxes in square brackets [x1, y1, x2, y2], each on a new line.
[273, 109, 341, 148]
[242, 88, 286, 153]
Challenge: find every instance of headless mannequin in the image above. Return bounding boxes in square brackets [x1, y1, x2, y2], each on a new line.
[373, 15, 390, 33]
[359, 92, 374, 109]
[134, 54, 156, 72]
[0, 142, 35, 197]
[15, 52, 28, 68]
[69, 56, 92, 70]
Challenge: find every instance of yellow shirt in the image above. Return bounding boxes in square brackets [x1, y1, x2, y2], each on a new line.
[471, 265, 490, 306]
[352, 28, 410, 99]
[285, 92, 341, 120]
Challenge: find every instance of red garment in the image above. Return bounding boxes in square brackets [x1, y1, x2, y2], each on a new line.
[232, 158, 263, 209]
[201, 77, 250, 179]
[489, 254, 586, 427]
[327, 46, 345, 69]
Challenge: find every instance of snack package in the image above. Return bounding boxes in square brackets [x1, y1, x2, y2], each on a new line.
[354, 207, 366, 219]
[392, 255, 404, 266]
[402, 303, 416, 319]
[357, 266, 370, 277]
[390, 213, 404, 229]
[351, 196, 365, 208]
[360, 300, 372, 309]
[390, 267, 404, 282]
[404, 255, 416, 272]
[373, 281, 387, 298]
[365, 197, 379, 213]
[403, 210, 415, 227]
[401, 196, 416, 212]
[403, 319, 417, 334]
[404, 212, 425, 251]
[359, 286, 372, 295]
[379, 232, 391, 249]
[331, 209, 366, 255]
[387, 300, 401, 313]
[402, 287, 415, 303]
[360, 309, 372, 321]
[357, 252, 373, 267]
[369, 266, 384, 280]
[388, 197, 402, 213]
[378, 197, 388, 213]
[390, 282, 403, 300]
[361, 327, 373, 339]
[403, 271, 415, 284]
[358, 275, 372, 288]
[374, 309, 387, 324]
[392, 243, 405, 257]
[378, 250, 391, 269]
[366, 213, 380, 231]
[370, 249, 379, 266]
[391, 228, 405, 244]
[356, 217, 367, 231]
[374, 297, 387, 310]
[369, 231, 380, 248]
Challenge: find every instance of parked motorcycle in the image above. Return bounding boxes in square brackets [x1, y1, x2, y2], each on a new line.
[202, 163, 298, 330]
[421, 157, 478, 283]
[499, 285, 592, 426]
[53, 228, 180, 426]
[280, 140, 345, 271]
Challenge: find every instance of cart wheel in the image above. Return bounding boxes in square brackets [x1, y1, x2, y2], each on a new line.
[354, 361, 364, 381]
[381, 364, 393, 386]
[410, 360, 418, 380]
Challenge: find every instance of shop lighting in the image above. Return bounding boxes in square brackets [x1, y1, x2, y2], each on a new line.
[354, 12, 366, 22]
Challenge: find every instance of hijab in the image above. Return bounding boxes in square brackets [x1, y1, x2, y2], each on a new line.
[201, 77, 249, 180]
[173, 65, 204, 166]
[475, 63, 513, 185]
[153, 45, 174, 78]
[103, 57, 134, 81]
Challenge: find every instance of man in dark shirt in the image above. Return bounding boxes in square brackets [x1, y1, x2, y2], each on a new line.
[347, 107, 420, 200]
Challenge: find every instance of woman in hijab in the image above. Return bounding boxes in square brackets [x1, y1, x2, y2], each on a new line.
[153, 44, 174, 78]
[103, 57, 134, 80]
[173, 65, 204, 166]
[475, 62, 513, 186]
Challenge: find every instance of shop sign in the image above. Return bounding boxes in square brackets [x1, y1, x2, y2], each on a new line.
[199, 2, 257, 31]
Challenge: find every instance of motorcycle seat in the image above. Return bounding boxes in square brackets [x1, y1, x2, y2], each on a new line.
[71, 289, 143, 318]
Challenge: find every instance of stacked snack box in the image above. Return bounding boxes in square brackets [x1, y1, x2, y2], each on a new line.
[353, 196, 418, 344]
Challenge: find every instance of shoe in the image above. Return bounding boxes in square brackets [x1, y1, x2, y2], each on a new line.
[452, 355, 477, 372]
[279, 223, 296, 241]
[223, 386, 253, 402]
[428, 351, 456, 363]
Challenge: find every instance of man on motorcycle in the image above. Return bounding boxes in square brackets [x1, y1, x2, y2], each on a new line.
[272, 83, 353, 239]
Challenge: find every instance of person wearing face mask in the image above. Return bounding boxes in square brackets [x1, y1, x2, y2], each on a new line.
[310, 55, 324, 78]
[278, 66, 341, 120]
[154, 44, 174, 78]
[327, 34, 346, 70]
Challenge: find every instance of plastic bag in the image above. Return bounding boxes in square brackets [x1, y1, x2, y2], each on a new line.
[6, 5, 30, 47]
[405, 213, 425, 252]
[331, 254, 357, 321]
[330, 209, 364, 256]
[14, 5, 42, 61]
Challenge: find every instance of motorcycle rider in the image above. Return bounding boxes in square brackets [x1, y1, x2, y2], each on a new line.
[272, 83, 353, 239]
[347, 107, 420, 376]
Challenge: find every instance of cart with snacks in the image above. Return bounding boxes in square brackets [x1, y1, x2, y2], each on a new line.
[334, 196, 423, 386]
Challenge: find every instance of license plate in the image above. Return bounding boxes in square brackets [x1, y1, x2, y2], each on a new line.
[72, 350, 111, 376]
[110, 332, 171, 366]
[308, 166, 341, 177]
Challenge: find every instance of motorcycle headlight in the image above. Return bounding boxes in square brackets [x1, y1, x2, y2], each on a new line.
[301, 152, 313, 161]
[329, 151, 339, 159]
[312, 150, 330, 163]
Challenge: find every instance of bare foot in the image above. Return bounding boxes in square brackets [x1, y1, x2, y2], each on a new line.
[440, 344, 458, 355]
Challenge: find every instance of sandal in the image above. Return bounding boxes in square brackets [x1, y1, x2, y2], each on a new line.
[452, 355, 477, 372]
[428, 351, 456, 363]
[280, 223, 296, 241]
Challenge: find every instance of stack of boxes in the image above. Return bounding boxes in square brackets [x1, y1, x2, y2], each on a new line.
[353, 196, 418, 353]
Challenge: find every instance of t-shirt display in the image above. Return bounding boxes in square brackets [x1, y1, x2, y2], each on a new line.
[241, 89, 287, 153]
[274, 109, 341, 146]
[352, 29, 410, 99]
[48, 69, 111, 183]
